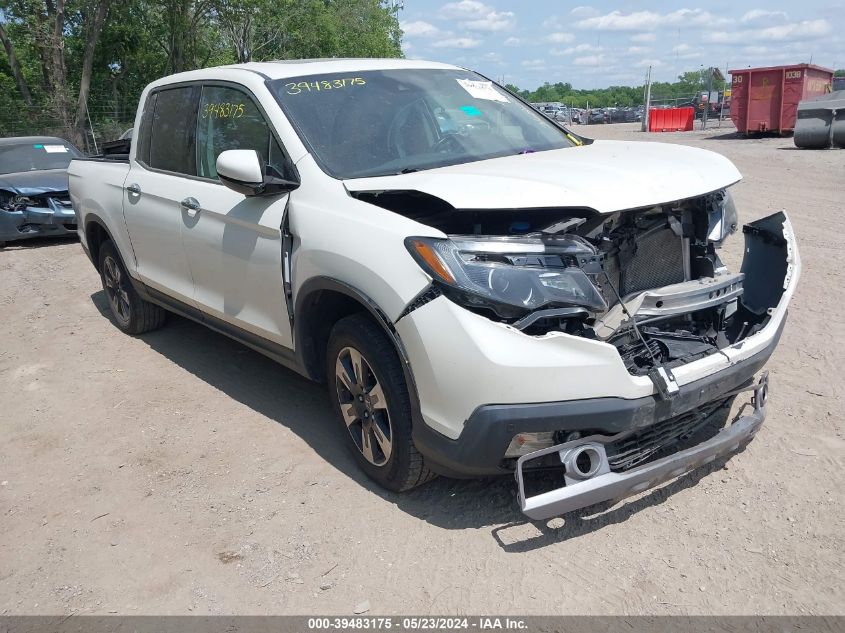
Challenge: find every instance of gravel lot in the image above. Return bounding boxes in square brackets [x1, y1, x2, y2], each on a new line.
[1, 122, 843, 616]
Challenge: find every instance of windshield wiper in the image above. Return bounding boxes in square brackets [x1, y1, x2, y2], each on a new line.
[397, 167, 420, 174]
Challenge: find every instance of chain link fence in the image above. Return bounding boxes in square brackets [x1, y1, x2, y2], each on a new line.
[0, 101, 135, 155]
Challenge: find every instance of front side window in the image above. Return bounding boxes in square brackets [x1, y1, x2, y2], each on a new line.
[148, 86, 198, 175]
[269, 69, 576, 179]
[195, 85, 290, 180]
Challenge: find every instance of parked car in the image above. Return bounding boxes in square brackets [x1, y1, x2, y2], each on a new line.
[588, 108, 610, 124]
[0, 136, 82, 247]
[69, 59, 799, 520]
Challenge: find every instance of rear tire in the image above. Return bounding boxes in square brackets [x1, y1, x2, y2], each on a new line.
[98, 240, 166, 334]
[326, 313, 436, 492]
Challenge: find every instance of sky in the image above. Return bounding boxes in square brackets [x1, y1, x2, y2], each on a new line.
[397, 1, 845, 90]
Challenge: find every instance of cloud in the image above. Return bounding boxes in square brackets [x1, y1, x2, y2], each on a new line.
[541, 16, 565, 30]
[703, 19, 832, 43]
[431, 37, 482, 49]
[400, 20, 441, 38]
[635, 58, 664, 68]
[741, 9, 789, 24]
[481, 52, 503, 63]
[626, 46, 649, 55]
[741, 45, 774, 56]
[631, 32, 656, 42]
[463, 12, 515, 32]
[668, 42, 703, 60]
[545, 32, 575, 43]
[438, 0, 486, 18]
[521, 58, 546, 70]
[504, 37, 521, 46]
[573, 54, 607, 66]
[570, 6, 599, 18]
[575, 9, 727, 31]
[438, 0, 515, 31]
[552, 43, 603, 55]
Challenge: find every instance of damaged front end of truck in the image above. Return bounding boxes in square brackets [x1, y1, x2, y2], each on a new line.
[352, 176, 799, 519]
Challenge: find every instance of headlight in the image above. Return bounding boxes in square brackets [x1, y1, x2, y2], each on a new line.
[707, 189, 739, 243]
[405, 234, 608, 319]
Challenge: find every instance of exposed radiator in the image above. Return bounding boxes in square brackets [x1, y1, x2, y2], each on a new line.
[620, 226, 686, 295]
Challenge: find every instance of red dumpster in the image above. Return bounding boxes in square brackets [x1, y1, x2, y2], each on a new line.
[648, 107, 694, 132]
[729, 63, 833, 135]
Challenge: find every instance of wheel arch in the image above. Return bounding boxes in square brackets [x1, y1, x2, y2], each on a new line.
[294, 277, 423, 424]
[83, 214, 120, 273]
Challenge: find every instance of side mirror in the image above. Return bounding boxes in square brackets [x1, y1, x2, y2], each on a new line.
[216, 149, 299, 197]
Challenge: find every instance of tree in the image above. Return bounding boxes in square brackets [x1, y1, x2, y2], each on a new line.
[73, 0, 111, 139]
[0, 0, 402, 146]
[0, 0, 111, 145]
[0, 20, 33, 105]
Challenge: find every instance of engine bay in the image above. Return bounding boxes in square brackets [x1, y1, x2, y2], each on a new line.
[360, 187, 790, 377]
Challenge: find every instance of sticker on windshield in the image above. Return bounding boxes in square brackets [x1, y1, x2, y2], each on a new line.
[460, 105, 482, 117]
[455, 79, 508, 103]
[284, 77, 366, 95]
[43, 145, 69, 153]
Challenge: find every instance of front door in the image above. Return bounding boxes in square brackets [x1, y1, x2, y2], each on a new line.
[179, 83, 296, 349]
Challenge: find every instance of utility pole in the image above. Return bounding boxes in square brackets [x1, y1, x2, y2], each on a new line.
[702, 66, 713, 130]
[641, 65, 652, 132]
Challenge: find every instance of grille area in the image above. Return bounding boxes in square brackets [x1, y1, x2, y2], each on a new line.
[605, 398, 730, 471]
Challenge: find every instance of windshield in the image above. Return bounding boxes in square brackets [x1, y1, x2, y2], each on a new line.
[269, 69, 575, 179]
[0, 142, 80, 175]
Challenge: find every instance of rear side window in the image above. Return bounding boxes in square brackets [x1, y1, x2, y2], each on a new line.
[134, 93, 156, 165]
[148, 86, 198, 175]
[195, 85, 291, 180]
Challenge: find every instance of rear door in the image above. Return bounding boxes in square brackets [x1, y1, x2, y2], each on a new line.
[178, 82, 297, 348]
[123, 85, 200, 304]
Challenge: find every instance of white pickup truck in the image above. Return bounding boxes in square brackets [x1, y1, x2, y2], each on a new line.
[69, 59, 799, 520]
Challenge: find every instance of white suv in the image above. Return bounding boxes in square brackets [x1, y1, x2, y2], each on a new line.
[69, 59, 799, 519]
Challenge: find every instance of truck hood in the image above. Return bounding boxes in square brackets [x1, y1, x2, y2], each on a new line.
[0, 169, 69, 196]
[344, 140, 741, 214]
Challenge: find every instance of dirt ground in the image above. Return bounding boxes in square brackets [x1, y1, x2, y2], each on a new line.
[1, 122, 843, 616]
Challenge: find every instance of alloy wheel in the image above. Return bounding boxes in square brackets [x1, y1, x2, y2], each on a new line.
[103, 255, 131, 324]
[334, 346, 393, 466]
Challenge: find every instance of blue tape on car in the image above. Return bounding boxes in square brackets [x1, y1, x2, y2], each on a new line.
[460, 105, 482, 117]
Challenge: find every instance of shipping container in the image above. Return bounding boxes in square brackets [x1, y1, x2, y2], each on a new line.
[729, 64, 833, 135]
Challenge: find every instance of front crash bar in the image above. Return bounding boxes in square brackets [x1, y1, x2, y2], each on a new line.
[515, 372, 769, 521]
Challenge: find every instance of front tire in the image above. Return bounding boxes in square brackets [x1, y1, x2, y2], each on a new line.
[326, 313, 436, 492]
[98, 240, 166, 334]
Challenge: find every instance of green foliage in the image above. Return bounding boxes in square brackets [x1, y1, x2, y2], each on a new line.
[0, 0, 402, 146]
[835, 69, 845, 77]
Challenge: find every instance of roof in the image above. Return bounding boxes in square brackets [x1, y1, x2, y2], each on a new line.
[0, 136, 73, 147]
[729, 63, 834, 75]
[155, 58, 463, 85]
[228, 58, 461, 79]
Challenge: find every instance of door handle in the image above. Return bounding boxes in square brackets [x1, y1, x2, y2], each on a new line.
[126, 183, 141, 195]
[180, 197, 201, 217]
